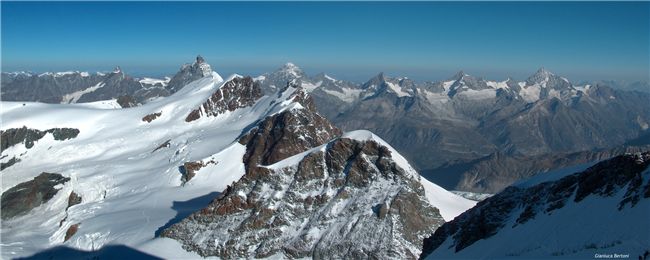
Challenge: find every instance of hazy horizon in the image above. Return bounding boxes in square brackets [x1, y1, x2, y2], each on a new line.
[2, 2, 649, 83]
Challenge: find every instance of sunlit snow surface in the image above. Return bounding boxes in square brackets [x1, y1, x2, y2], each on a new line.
[1, 73, 474, 258]
[0, 73, 259, 258]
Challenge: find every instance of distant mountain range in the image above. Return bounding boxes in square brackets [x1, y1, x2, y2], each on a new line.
[0, 56, 213, 106]
[3, 58, 650, 193]
[254, 63, 650, 193]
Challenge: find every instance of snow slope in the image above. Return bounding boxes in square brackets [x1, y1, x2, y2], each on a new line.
[427, 179, 650, 259]
[0, 72, 308, 258]
[423, 153, 650, 259]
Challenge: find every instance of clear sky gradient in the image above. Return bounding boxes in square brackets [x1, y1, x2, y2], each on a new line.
[2, 1, 649, 82]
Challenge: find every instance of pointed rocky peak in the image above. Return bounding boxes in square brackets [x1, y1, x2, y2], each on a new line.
[373, 72, 387, 81]
[362, 72, 387, 89]
[257, 62, 307, 96]
[526, 67, 556, 84]
[535, 67, 553, 77]
[166, 56, 216, 92]
[106, 66, 125, 81]
[449, 70, 469, 81]
[276, 62, 305, 78]
[281, 62, 298, 70]
[444, 71, 490, 97]
[195, 55, 205, 64]
[360, 72, 415, 98]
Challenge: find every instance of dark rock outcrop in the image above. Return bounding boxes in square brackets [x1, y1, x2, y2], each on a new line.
[142, 112, 162, 123]
[166, 55, 213, 93]
[1, 126, 80, 153]
[152, 139, 171, 153]
[185, 76, 262, 122]
[1, 172, 70, 220]
[239, 107, 341, 169]
[179, 160, 217, 184]
[0, 156, 20, 170]
[420, 152, 650, 258]
[64, 223, 80, 242]
[67, 192, 82, 210]
[116, 95, 138, 108]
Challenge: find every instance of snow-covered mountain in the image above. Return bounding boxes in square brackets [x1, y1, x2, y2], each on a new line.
[420, 152, 650, 259]
[0, 62, 474, 258]
[161, 128, 474, 258]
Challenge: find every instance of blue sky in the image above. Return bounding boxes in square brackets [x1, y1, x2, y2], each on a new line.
[2, 1, 649, 82]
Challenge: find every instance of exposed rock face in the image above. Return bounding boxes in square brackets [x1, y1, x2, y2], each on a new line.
[238, 90, 341, 168]
[1, 126, 80, 153]
[67, 192, 82, 210]
[185, 76, 262, 122]
[142, 112, 162, 123]
[1, 172, 70, 220]
[152, 139, 171, 153]
[420, 152, 650, 258]
[1, 127, 49, 153]
[64, 223, 80, 242]
[179, 160, 217, 184]
[0, 157, 20, 171]
[166, 55, 214, 93]
[116, 95, 138, 108]
[162, 137, 444, 259]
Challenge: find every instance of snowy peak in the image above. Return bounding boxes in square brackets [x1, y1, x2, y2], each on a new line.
[526, 67, 557, 85]
[360, 72, 414, 98]
[278, 62, 305, 78]
[255, 62, 309, 95]
[449, 70, 469, 82]
[166, 56, 217, 92]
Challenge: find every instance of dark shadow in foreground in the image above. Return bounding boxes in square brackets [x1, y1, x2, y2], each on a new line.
[154, 191, 220, 237]
[17, 245, 162, 260]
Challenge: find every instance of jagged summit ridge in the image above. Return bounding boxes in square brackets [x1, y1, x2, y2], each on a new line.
[166, 55, 218, 92]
